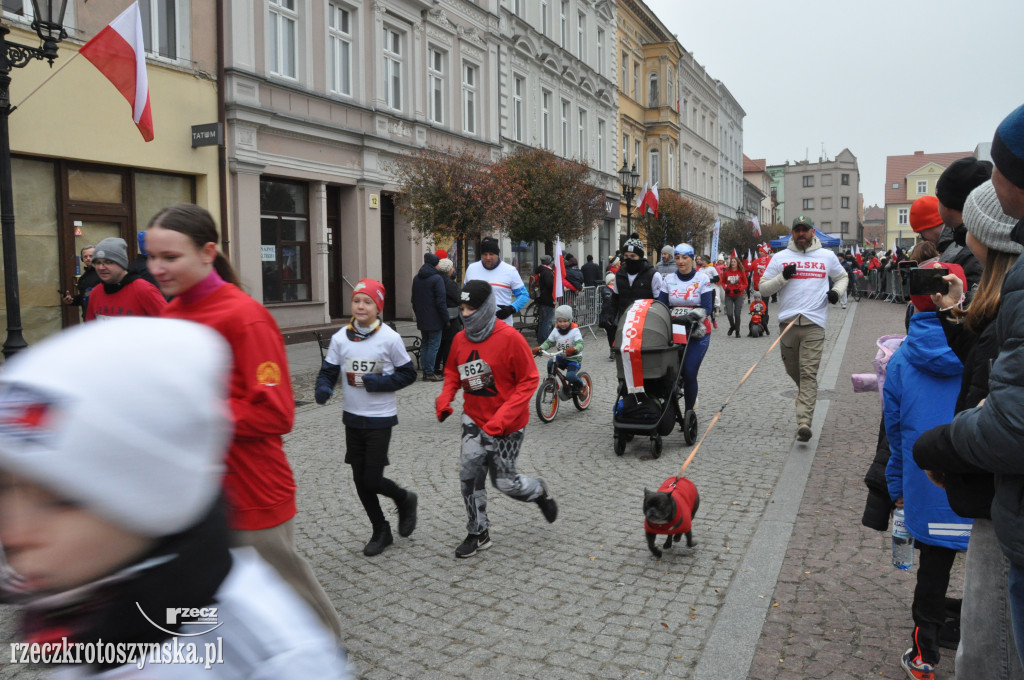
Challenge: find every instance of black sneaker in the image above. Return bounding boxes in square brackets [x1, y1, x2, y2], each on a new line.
[455, 530, 491, 558]
[364, 522, 393, 556]
[536, 478, 558, 523]
[397, 491, 418, 537]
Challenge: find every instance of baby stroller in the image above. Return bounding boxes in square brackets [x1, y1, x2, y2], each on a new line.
[612, 300, 701, 458]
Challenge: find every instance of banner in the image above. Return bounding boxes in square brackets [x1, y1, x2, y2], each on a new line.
[710, 220, 721, 262]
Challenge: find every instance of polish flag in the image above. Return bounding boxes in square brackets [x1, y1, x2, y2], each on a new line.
[751, 216, 762, 237]
[638, 182, 659, 217]
[634, 182, 648, 212]
[80, 2, 154, 142]
[553, 236, 565, 299]
[730, 248, 738, 260]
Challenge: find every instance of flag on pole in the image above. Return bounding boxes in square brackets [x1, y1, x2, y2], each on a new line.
[746, 248, 753, 265]
[710, 220, 721, 261]
[751, 216, 762, 237]
[730, 248, 738, 260]
[553, 237, 565, 299]
[634, 182, 648, 212]
[638, 183, 660, 217]
[80, 2, 154, 142]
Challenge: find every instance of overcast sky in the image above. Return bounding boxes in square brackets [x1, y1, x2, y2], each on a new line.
[645, 0, 1024, 210]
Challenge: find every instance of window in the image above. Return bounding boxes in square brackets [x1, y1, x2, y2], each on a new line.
[842, 173, 850, 186]
[427, 48, 444, 124]
[803, 198, 814, 210]
[542, 90, 552, 150]
[841, 196, 850, 209]
[561, 99, 569, 156]
[513, 75, 525, 142]
[596, 29, 604, 73]
[683, 161, 689, 190]
[635, 140, 641, 176]
[822, 173, 832, 186]
[668, 144, 674, 187]
[578, 108, 587, 161]
[648, 72, 658, 107]
[513, 0, 522, 17]
[383, 27, 403, 111]
[559, 1, 567, 48]
[822, 197, 833, 210]
[621, 53, 628, 93]
[841, 221, 850, 233]
[916, 180, 928, 194]
[269, 0, 298, 78]
[701, 114, 706, 138]
[898, 208, 909, 225]
[891, 182, 900, 189]
[140, 0, 184, 60]
[260, 179, 310, 303]
[633, 62, 639, 100]
[802, 175, 814, 188]
[577, 12, 585, 60]
[649, 149, 659, 185]
[597, 118, 605, 169]
[622, 133, 629, 166]
[462, 62, 477, 134]
[540, 0, 549, 35]
[328, 4, 353, 96]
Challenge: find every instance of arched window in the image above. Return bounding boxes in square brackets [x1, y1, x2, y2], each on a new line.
[648, 72, 659, 107]
[649, 148, 660, 185]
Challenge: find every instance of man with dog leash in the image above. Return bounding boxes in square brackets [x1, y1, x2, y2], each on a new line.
[758, 216, 848, 442]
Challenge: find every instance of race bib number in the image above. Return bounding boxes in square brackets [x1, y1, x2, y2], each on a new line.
[458, 358, 495, 393]
[670, 306, 688, 319]
[345, 357, 382, 387]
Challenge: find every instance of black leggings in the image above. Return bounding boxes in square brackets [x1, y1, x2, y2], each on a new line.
[346, 426, 407, 528]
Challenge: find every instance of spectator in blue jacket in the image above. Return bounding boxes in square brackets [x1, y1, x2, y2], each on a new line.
[884, 286, 971, 679]
[411, 252, 448, 381]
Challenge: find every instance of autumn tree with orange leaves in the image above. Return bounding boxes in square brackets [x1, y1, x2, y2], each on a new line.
[636, 189, 714, 255]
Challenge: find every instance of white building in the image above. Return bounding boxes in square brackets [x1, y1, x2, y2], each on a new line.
[717, 81, 745, 223]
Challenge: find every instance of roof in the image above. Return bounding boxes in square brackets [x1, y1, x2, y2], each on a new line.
[743, 155, 766, 173]
[863, 204, 885, 222]
[884, 150, 973, 205]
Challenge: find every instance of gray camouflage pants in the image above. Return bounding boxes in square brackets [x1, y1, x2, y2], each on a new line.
[459, 414, 543, 534]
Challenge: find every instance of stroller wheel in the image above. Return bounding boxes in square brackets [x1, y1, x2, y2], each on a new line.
[614, 433, 626, 457]
[683, 410, 698, 445]
[651, 436, 663, 459]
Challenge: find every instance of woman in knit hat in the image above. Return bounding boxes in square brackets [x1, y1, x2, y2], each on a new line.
[914, 179, 1024, 679]
[435, 257, 462, 374]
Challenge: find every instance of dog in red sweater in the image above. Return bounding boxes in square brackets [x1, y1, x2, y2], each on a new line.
[643, 476, 700, 558]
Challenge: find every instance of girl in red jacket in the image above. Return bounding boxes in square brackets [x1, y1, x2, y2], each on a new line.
[721, 256, 748, 338]
[145, 203, 341, 639]
[436, 280, 558, 558]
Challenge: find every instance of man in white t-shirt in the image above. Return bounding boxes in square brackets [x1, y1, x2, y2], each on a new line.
[758, 216, 848, 442]
[464, 237, 530, 326]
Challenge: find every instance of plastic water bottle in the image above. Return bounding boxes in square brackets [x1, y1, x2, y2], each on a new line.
[892, 507, 914, 570]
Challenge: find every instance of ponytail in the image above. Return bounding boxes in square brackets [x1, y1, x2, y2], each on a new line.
[149, 203, 240, 287]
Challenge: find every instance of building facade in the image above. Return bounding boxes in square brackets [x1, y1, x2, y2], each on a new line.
[883, 149, 972, 251]
[4, 0, 221, 344]
[742, 156, 771, 227]
[782, 149, 860, 245]
[766, 164, 784, 225]
[676, 48, 719, 228]
[501, 0, 619, 276]
[716, 81, 744, 224]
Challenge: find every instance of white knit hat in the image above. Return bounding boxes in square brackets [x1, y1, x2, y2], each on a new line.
[555, 305, 574, 320]
[0, 318, 233, 537]
[963, 180, 1023, 255]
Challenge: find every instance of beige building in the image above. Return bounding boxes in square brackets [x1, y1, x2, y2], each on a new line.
[782, 149, 860, 244]
[742, 156, 771, 227]
[3, 0, 221, 345]
[883, 149, 972, 251]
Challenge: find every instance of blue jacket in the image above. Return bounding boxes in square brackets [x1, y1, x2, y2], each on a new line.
[884, 311, 971, 550]
[411, 263, 448, 332]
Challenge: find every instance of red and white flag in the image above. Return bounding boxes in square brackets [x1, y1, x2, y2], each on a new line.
[634, 182, 648, 213]
[746, 248, 753, 264]
[730, 248, 738, 260]
[751, 216, 762, 237]
[553, 237, 565, 299]
[638, 182, 660, 217]
[80, 2, 154, 142]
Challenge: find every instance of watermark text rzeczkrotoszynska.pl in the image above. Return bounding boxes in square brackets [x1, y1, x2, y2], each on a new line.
[9, 637, 224, 670]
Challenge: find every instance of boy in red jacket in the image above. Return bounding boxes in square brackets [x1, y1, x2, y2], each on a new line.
[436, 280, 558, 558]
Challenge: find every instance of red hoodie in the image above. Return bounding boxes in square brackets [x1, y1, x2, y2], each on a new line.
[163, 281, 297, 531]
[722, 268, 748, 297]
[437, 320, 538, 436]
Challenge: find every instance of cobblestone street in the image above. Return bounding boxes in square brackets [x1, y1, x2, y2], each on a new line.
[1, 298, 962, 679]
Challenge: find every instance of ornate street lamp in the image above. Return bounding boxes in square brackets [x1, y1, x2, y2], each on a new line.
[618, 161, 640, 239]
[0, 0, 69, 358]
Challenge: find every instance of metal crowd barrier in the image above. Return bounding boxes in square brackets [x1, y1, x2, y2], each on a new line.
[883, 268, 907, 303]
[561, 285, 601, 338]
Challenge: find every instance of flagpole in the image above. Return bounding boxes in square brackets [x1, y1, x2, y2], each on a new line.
[10, 49, 80, 113]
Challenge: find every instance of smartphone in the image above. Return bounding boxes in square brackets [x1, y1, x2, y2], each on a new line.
[908, 267, 950, 296]
[897, 260, 918, 269]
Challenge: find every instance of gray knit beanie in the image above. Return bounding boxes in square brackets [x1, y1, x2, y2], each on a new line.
[963, 180, 1023, 255]
[93, 237, 129, 269]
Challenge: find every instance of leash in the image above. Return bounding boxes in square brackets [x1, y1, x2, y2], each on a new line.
[677, 317, 798, 477]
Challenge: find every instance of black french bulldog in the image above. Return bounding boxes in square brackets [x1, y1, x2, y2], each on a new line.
[643, 476, 700, 558]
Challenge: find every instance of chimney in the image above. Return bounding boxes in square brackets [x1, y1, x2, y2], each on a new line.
[914, 151, 923, 155]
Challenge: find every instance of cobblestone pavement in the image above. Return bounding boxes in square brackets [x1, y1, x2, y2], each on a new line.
[1, 298, 964, 679]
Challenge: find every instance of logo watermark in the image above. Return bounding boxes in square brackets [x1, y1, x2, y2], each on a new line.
[9, 637, 224, 670]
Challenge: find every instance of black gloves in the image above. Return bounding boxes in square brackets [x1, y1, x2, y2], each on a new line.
[782, 264, 797, 280]
[315, 386, 332, 404]
[496, 305, 516, 319]
[827, 289, 839, 304]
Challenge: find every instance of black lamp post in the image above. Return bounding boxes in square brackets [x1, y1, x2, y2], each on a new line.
[0, 0, 69, 358]
[618, 161, 640, 239]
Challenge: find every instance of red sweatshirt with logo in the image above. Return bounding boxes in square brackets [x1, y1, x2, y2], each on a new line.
[163, 282, 297, 531]
[722, 268, 748, 297]
[437, 320, 538, 436]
